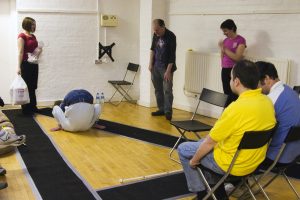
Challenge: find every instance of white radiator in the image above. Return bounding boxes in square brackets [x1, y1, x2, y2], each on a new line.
[184, 51, 291, 94]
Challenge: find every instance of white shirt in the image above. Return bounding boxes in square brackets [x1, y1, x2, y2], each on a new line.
[52, 102, 101, 132]
[267, 81, 284, 104]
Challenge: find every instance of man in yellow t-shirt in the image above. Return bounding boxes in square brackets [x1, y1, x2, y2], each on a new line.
[177, 60, 276, 200]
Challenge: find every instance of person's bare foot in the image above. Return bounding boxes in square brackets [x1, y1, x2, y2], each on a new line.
[93, 124, 106, 130]
[50, 125, 62, 132]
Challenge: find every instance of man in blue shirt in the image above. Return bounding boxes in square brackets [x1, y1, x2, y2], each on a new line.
[256, 61, 300, 164]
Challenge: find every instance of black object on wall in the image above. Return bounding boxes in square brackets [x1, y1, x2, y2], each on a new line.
[98, 42, 115, 62]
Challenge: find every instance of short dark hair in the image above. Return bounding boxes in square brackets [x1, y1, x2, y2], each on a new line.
[232, 60, 260, 89]
[255, 61, 279, 82]
[153, 19, 165, 27]
[22, 17, 35, 32]
[220, 19, 237, 32]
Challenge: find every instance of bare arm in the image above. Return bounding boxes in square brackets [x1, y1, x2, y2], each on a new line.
[223, 44, 246, 62]
[17, 38, 24, 74]
[164, 63, 173, 81]
[189, 135, 217, 168]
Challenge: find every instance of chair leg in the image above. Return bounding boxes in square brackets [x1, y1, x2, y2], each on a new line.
[169, 128, 189, 164]
[108, 85, 120, 105]
[109, 84, 136, 105]
[251, 175, 270, 200]
[193, 132, 202, 139]
[243, 180, 258, 200]
[282, 172, 300, 199]
[259, 172, 281, 190]
[169, 135, 183, 164]
[119, 85, 135, 102]
[196, 168, 218, 200]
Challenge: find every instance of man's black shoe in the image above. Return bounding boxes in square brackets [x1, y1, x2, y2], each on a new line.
[0, 167, 6, 176]
[0, 182, 8, 190]
[165, 112, 172, 121]
[151, 110, 165, 116]
[0, 97, 4, 107]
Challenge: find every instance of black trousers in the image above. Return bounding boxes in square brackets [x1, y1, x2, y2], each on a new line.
[221, 68, 238, 107]
[20, 61, 38, 113]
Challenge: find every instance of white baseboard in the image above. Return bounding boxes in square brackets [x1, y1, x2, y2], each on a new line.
[173, 103, 221, 119]
[137, 100, 156, 108]
[37, 100, 56, 107]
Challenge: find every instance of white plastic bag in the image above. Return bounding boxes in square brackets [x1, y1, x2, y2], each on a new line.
[27, 41, 44, 64]
[10, 75, 30, 105]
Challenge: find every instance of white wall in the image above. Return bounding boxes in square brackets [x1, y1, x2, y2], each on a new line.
[98, 0, 140, 101]
[168, 0, 300, 116]
[138, 0, 168, 107]
[1, 0, 299, 114]
[0, 0, 140, 105]
[0, 0, 17, 102]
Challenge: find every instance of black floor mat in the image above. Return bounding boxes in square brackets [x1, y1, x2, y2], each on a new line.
[97, 172, 191, 200]
[38, 107, 187, 148]
[3, 109, 98, 200]
[37, 107, 300, 180]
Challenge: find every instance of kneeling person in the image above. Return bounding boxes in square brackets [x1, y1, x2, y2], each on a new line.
[51, 89, 104, 132]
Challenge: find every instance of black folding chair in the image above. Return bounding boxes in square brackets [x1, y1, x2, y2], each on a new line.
[108, 62, 139, 105]
[197, 128, 275, 200]
[169, 88, 228, 163]
[252, 126, 300, 199]
[293, 86, 300, 95]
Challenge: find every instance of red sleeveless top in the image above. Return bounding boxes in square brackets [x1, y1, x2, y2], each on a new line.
[18, 33, 38, 61]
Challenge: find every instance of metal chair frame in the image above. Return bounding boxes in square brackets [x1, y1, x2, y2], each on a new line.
[169, 88, 228, 163]
[108, 63, 139, 106]
[293, 86, 300, 95]
[197, 128, 275, 200]
[250, 126, 300, 199]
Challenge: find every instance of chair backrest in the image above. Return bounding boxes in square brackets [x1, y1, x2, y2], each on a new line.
[293, 86, 300, 95]
[238, 128, 275, 150]
[284, 126, 300, 143]
[123, 62, 139, 83]
[221, 128, 275, 176]
[190, 88, 228, 120]
[199, 88, 229, 108]
[127, 63, 139, 72]
[265, 126, 300, 171]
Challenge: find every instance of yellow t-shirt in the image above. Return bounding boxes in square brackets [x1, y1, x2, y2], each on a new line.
[210, 88, 276, 176]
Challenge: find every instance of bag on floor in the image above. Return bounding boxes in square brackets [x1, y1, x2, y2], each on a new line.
[0, 128, 26, 155]
[10, 75, 30, 105]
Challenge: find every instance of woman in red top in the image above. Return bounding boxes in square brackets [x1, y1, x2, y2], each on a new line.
[17, 17, 42, 115]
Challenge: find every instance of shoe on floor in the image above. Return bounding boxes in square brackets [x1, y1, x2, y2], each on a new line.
[0, 129, 25, 146]
[0, 167, 6, 176]
[225, 183, 235, 195]
[225, 182, 246, 198]
[0, 182, 8, 190]
[151, 110, 164, 116]
[165, 112, 172, 121]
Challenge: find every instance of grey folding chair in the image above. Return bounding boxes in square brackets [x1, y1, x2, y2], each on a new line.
[108, 62, 139, 105]
[252, 126, 300, 200]
[293, 86, 300, 95]
[169, 88, 228, 163]
[197, 128, 275, 200]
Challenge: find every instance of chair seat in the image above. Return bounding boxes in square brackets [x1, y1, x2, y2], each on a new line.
[199, 164, 248, 181]
[171, 120, 212, 132]
[108, 80, 132, 85]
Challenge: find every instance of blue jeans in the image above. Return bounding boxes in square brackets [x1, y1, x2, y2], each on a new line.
[151, 67, 173, 113]
[60, 89, 94, 112]
[177, 139, 225, 192]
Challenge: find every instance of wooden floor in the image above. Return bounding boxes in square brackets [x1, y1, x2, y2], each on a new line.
[0, 102, 299, 200]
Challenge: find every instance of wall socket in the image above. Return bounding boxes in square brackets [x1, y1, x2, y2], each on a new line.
[100, 14, 118, 27]
[95, 59, 102, 64]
